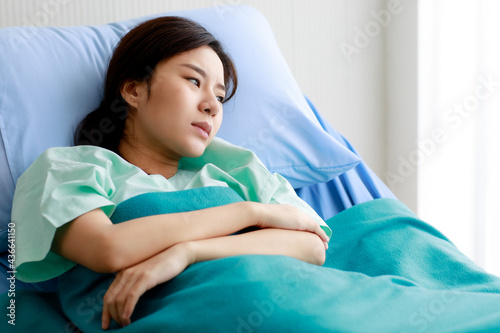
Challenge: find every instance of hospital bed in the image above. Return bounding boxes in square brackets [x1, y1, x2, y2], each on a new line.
[0, 5, 499, 332]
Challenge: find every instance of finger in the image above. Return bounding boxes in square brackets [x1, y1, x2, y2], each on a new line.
[293, 210, 329, 243]
[104, 274, 128, 327]
[103, 289, 121, 328]
[305, 222, 329, 243]
[122, 282, 148, 325]
[324, 241, 329, 250]
[101, 304, 111, 330]
[316, 225, 330, 243]
[114, 273, 137, 327]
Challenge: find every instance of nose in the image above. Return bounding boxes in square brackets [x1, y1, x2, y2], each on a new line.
[198, 92, 221, 116]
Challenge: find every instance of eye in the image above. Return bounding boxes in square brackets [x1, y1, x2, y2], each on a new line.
[187, 77, 200, 87]
[217, 96, 225, 103]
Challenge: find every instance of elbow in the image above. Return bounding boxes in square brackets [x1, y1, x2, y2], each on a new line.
[301, 233, 326, 266]
[311, 237, 326, 266]
[87, 234, 127, 273]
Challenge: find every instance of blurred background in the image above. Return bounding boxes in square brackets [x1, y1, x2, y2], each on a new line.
[1, 0, 499, 275]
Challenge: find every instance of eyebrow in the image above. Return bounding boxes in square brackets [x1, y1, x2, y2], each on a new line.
[180, 63, 226, 92]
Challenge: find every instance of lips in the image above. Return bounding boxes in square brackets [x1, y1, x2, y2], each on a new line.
[192, 121, 212, 136]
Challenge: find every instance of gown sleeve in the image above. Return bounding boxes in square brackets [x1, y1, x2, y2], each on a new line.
[12, 146, 119, 282]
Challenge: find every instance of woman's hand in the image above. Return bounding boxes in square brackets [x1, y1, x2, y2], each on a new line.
[101, 242, 194, 329]
[253, 203, 330, 245]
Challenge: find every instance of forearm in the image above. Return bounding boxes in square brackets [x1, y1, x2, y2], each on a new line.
[53, 201, 260, 273]
[188, 228, 326, 266]
[54, 200, 329, 274]
[99, 228, 325, 328]
[110, 202, 259, 260]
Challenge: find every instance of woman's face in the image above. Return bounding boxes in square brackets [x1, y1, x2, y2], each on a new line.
[124, 45, 226, 160]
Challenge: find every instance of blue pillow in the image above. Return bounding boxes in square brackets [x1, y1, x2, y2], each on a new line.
[0, 5, 360, 251]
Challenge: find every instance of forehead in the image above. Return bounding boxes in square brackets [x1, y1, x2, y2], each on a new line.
[156, 45, 224, 80]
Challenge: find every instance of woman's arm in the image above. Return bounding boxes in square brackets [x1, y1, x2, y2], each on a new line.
[189, 228, 327, 265]
[101, 228, 326, 329]
[52, 202, 329, 273]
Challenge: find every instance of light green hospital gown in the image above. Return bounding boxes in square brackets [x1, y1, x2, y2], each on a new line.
[12, 137, 331, 283]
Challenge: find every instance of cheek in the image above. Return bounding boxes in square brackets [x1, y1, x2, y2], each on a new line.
[145, 90, 178, 119]
[139, 98, 172, 134]
[212, 112, 223, 136]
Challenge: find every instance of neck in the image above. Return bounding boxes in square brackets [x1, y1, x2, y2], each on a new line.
[118, 139, 179, 179]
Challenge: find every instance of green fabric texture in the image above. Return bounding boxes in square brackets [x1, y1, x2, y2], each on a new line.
[2, 191, 500, 332]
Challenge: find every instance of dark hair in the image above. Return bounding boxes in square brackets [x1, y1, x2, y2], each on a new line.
[74, 16, 238, 152]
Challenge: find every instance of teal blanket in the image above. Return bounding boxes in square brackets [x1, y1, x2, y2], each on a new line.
[2, 186, 500, 332]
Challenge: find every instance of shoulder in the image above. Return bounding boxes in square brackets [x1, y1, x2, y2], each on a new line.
[37, 145, 121, 163]
[28, 145, 129, 171]
[18, 145, 136, 185]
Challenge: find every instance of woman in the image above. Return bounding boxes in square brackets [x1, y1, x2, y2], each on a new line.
[12, 16, 330, 329]
[11, 15, 500, 333]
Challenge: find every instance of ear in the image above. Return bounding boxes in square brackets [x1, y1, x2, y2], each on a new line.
[120, 79, 147, 109]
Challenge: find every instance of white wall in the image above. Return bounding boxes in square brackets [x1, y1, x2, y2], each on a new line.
[0, 0, 418, 209]
[418, 0, 500, 275]
[384, 0, 419, 211]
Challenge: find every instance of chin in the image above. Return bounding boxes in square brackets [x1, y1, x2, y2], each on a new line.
[183, 151, 205, 158]
[183, 144, 209, 158]
[179, 136, 213, 158]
